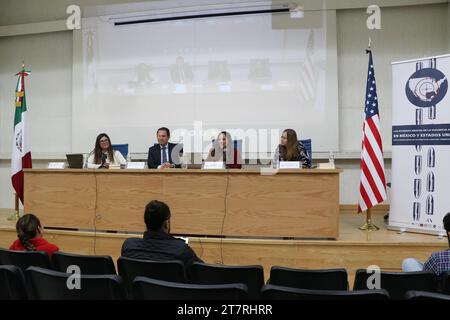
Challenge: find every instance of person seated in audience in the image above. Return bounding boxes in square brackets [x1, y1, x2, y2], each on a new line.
[147, 127, 182, 169]
[87, 133, 126, 169]
[121, 200, 203, 268]
[273, 129, 311, 168]
[402, 212, 450, 275]
[206, 131, 242, 169]
[9, 214, 59, 258]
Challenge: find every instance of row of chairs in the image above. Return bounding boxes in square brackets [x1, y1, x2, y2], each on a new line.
[1, 248, 450, 300]
[3, 265, 450, 300]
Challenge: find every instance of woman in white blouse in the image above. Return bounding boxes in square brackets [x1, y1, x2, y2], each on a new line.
[87, 133, 126, 169]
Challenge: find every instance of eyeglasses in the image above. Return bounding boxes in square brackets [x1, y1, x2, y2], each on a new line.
[100, 139, 109, 143]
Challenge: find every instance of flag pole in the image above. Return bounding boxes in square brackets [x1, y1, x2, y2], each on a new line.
[358, 37, 381, 231]
[359, 207, 379, 231]
[7, 193, 20, 221]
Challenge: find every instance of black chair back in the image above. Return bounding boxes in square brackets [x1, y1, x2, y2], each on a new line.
[0, 248, 51, 271]
[52, 252, 116, 275]
[353, 269, 438, 300]
[440, 271, 450, 294]
[133, 277, 248, 300]
[269, 266, 348, 290]
[0, 265, 28, 300]
[118, 256, 186, 282]
[26, 266, 126, 300]
[405, 290, 450, 300]
[261, 284, 389, 300]
[190, 262, 264, 299]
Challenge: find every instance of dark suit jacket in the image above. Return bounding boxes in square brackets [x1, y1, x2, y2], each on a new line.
[147, 142, 182, 169]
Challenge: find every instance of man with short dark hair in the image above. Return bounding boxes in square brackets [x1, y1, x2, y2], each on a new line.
[147, 127, 182, 169]
[121, 200, 203, 268]
[402, 213, 450, 275]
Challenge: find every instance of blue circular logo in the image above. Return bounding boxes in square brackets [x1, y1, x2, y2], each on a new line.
[405, 68, 448, 108]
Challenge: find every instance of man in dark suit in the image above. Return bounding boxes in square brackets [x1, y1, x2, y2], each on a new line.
[147, 127, 182, 169]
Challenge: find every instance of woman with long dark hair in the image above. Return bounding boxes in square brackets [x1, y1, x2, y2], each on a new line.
[87, 133, 127, 168]
[274, 129, 311, 168]
[206, 131, 242, 169]
[9, 214, 59, 257]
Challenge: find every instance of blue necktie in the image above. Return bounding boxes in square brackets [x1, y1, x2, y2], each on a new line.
[162, 146, 168, 164]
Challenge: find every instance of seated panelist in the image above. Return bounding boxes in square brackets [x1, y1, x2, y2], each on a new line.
[206, 131, 242, 169]
[274, 129, 311, 168]
[87, 133, 126, 169]
[147, 127, 182, 169]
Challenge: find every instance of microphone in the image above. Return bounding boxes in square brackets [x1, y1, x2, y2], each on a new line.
[99, 153, 107, 168]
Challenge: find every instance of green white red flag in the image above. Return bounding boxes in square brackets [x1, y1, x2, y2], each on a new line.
[11, 64, 32, 204]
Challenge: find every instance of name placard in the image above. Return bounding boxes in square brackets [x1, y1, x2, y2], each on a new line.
[318, 162, 335, 169]
[48, 162, 66, 169]
[203, 162, 224, 170]
[279, 161, 301, 169]
[126, 162, 146, 169]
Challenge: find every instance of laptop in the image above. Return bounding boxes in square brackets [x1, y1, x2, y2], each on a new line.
[66, 154, 84, 169]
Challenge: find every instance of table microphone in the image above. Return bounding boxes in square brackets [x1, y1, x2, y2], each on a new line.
[99, 153, 107, 168]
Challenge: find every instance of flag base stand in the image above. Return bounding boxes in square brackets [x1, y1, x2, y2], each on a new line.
[7, 194, 20, 221]
[359, 208, 379, 231]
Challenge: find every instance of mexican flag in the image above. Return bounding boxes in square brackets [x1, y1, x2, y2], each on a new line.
[11, 65, 32, 204]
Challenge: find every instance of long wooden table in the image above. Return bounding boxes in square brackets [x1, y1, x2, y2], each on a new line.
[24, 168, 341, 239]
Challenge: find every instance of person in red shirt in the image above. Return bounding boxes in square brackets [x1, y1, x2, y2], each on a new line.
[9, 214, 59, 258]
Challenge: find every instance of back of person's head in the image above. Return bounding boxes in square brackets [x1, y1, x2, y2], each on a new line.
[16, 214, 41, 251]
[144, 200, 171, 232]
[443, 213, 450, 246]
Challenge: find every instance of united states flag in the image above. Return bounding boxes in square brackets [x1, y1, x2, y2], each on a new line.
[358, 50, 387, 213]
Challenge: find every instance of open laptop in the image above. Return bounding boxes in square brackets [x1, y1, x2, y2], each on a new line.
[66, 154, 84, 169]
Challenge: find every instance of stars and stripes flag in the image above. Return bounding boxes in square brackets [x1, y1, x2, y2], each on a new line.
[11, 64, 32, 204]
[358, 50, 387, 213]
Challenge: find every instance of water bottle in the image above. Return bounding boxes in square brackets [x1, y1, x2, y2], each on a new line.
[83, 153, 88, 168]
[328, 151, 335, 168]
[125, 153, 131, 169]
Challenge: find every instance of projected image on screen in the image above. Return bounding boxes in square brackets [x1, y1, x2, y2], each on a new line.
[75, 6, 337, 154]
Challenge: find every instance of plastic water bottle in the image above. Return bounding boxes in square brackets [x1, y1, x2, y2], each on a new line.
[83, 153, 88, 168]
[328, 151, 335, 168]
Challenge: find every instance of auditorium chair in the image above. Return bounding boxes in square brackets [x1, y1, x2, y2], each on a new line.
[353, 269, 438, 300]
[440, 271, 450, 294]
[132, 277, 248, 300]
[268, 266, 348, 290]
[189, 262, 264, 299]
[52, 252, 116, 275]
[260, 284, 389, 300]
[405, 290, 450, 300]
[118, 256, 186, 297]
[26, 266, 127, 300]
[0, 265, 28, 300]
[0, 248, 52, 271]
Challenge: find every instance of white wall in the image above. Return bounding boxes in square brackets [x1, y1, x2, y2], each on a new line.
[0, 31, 73, 154]
[338, 3, 449, 152]
[0, 1, 448, 208]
